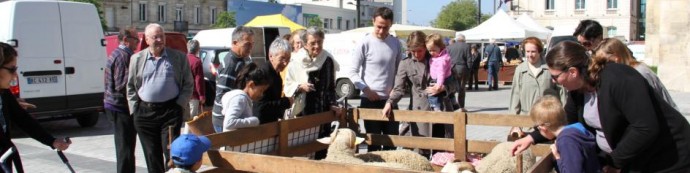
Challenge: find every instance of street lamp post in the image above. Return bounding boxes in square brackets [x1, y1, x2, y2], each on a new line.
[356, 0, 361, 28]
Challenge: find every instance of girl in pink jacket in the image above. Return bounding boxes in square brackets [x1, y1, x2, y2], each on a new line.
[426, 34, 453, 111]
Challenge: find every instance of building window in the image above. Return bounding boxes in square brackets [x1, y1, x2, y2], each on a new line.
[175, 6, 183, 21]
[575, 0, 585, 10]
[323, 18, 329, 29]
[337, 18, 342, 30]
[607, 26, 617, 37]
[607, 0, 617, 9]
[346, 20, 350, 30]
[210, 7, 217, 24]
[158, 4, 166, 22]
[545, 0, 555, 10]
[139, 3, 147, 21]
[329, 19, 334, 29]
[194, 6, 201, 24]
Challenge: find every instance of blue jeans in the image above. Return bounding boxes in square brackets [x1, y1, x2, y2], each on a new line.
[487, 62, 500, 88]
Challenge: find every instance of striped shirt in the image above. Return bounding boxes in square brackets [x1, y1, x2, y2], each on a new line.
[104, 45, 133, 112]
[212, 51, 250, 117]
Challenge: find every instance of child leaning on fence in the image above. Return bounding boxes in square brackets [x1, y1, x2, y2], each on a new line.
[425, 34, 457, 111]
[529, 95, 600, 173]
[167, 134, 211, 173]
[220, 63, 271, 132]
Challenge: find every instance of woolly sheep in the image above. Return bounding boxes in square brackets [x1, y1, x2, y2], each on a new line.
[475, 142, 536, 173]
[440, 161, 476, 173]
[318, 128, 434, 171]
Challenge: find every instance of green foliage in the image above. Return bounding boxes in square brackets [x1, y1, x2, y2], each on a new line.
[307, 16, 323, 29]
[68, 0, 107, 30]
[213, 11, 237, 28]
[651, 66, 658, 74]
[431, 0, 483, 31]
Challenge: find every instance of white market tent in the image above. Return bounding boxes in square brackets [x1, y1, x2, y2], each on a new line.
[458, 10, 550, 41]
[516, 13, 552, 35]
[343, 24, 456, 39]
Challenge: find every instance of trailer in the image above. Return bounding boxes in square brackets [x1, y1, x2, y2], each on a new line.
[193, 109, 555, 173]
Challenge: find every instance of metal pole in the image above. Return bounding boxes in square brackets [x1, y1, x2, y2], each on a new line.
[478, 0, 482, 25]
[356, 0, 361, 28]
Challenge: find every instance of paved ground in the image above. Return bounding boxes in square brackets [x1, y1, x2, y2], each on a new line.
[11, 84, 690, 172]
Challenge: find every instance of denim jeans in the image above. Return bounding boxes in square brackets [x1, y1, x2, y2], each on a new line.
[487, 62, 500, 88]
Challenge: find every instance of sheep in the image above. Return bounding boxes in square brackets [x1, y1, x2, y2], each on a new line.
[440, 161, 476, 173]
[318, 128, 434, 171]
[475, 142, 536, 173]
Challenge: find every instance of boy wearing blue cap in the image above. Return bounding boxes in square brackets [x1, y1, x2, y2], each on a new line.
[167, 134, 212, 173]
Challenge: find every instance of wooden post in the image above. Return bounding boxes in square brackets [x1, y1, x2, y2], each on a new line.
[278, 121, 289, 156]
[517, 154, 523, 173]
[454, 112, 466, 161]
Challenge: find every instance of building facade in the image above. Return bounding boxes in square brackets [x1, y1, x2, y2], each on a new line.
[279, 0, 394, 30]
[509, 0, 643, 41]
[102, 0, 226, 33]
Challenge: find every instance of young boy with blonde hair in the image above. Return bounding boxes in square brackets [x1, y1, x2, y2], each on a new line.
[529, 95, 600, 173]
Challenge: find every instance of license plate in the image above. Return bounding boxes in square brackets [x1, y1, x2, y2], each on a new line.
[27, 76, 58, 84]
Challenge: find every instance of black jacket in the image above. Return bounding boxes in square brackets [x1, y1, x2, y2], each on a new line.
[530, 63, 690, 172]
[447, 42, 471, 68]
[253, 63, 290, 124]
[0, 90, 56, 172]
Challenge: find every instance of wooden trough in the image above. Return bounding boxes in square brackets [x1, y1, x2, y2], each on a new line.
[198, 109, 555, 173]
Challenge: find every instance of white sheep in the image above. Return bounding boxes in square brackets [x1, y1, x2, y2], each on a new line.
[440, 161, 476, 173]
[475, 142, 536, 173]
[318, 128, 434, 171]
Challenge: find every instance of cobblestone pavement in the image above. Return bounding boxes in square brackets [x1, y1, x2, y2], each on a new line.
[11, 84, 690, 172]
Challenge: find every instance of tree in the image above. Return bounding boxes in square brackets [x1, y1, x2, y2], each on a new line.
[307, 17, 323, 29]
[212, 11, 236, 28]
[68, 0, 107, 30]
[431, 0, 483, 31]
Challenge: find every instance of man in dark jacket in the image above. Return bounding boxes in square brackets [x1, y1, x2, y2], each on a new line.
[104, 27, 139, 173]
[253, 38, 292, 124]
[483, 39, 503, 90]
[447, 33, 470, 111]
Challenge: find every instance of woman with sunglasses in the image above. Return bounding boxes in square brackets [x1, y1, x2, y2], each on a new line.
[509, 41, 690, 172]
[0, 42, 71, 172]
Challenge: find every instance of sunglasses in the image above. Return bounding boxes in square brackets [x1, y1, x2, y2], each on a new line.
[1, 66, 18, 74]
[551, 71, 565, 81]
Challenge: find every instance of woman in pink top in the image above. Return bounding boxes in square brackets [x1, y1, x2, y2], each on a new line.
[426, 34, 453, 111]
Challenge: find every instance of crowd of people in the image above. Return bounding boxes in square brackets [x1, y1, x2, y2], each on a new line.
[0, 5, 687, 173]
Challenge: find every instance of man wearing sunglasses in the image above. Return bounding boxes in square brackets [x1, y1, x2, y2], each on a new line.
[104, 27, 139, 173]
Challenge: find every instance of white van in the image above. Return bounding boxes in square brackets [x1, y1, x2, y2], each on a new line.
[0, 1, 105, 127]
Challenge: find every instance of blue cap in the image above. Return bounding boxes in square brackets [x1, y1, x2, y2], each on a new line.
[170, 134, 211, 166]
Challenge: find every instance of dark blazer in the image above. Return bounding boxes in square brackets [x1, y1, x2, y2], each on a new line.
[253, 63, 290, 124]
[530, 63, 690, 172]
[447, 42, 470, 68]
[0, 90, 56, 170]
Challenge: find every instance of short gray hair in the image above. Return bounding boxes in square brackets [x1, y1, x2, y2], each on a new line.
[187, 40, 200, 54]
[455, 33, 465, 42]
[145, 23, 165, 34]
[269, 37, 292, 56]
[232, 26, 254, 42]
[301, 27, 324, 43]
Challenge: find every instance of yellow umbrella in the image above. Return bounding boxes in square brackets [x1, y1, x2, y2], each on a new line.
[245, 14, 305, 32]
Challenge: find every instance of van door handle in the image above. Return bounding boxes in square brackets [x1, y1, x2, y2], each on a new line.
[65, 67, 75, 74]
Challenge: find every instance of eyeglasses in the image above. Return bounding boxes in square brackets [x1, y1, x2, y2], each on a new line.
[551, 71, 565, 81]
[1, 66, 18, 74]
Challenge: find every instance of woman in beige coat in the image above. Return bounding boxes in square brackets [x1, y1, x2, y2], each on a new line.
[509, 37, 566, 115]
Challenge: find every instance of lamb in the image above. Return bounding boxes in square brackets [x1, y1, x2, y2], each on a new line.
[318, 128, 434, 171]
[440, 161, 476, 173]
[475, 142, 536, 173]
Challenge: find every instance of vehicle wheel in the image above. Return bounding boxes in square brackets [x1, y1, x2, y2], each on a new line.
[336, 79, 358, 99]
[75, 112, 99, 127]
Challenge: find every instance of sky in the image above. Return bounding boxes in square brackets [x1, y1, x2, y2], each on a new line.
[407, 0, 506, 26]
